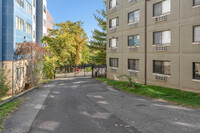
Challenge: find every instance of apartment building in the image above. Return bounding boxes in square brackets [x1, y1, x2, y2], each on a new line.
[107, 0, 200, 91]
[36, 0, 47, 46]
[46, 10, 54, 36]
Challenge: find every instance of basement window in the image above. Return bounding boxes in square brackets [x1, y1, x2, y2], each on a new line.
[153, 60, 171, 75]
[128, 59, 139, 71]
[109, 58, 118, 68]
[193, 62, 200, 80]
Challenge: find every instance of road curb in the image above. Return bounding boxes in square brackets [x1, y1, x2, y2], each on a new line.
[0, 86, 38, 107]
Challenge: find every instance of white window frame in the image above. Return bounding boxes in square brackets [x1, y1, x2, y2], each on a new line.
[109, 38, 119, 48]
[16, 16, 24, 31]
[153, 0, 171, 17]
[153, 30, 171, 45]
[109, 17, 119, 29]
[193, 25, 200, 43]
[128, 10, 140, 24]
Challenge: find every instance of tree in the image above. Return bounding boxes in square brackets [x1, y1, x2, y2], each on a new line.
[41, 21, 88, 66]
[89, 0, 107, 65]
[15, 42, 47, 87]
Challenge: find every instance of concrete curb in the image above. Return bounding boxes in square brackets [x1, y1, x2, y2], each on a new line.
[0, 86, 38, 107]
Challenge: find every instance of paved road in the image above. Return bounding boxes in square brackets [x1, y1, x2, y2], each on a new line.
[3, 77, 200, 133]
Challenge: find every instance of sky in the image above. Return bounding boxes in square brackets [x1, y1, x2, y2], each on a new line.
[47, 0, 105, 41]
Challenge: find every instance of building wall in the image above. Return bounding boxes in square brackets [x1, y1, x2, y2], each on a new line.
[36, 0, 47, 46]
[32, 0, 36, 42]
[47, 10, 54, 36]
[0, 0, 2, 62]
[107, 0, 200, 92]
[2, 0, 33, 61]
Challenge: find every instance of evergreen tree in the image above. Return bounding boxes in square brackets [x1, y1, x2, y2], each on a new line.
[89, 0, 106, 65]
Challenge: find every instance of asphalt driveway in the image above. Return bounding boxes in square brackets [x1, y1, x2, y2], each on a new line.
[3, 77, 200, 133]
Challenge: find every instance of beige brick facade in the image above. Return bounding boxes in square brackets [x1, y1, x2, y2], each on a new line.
[107, 0, 200, 92]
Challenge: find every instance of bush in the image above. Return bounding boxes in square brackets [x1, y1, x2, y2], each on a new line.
[0, 68, 11, 98]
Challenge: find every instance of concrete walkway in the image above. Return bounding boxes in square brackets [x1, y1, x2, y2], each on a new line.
[3, 77, 200, 133]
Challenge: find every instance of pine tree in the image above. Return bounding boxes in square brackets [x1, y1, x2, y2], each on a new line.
[89, 0, 106, 65]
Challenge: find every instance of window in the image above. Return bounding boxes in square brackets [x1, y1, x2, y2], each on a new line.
[153, 60, 171, 75]
[33, 0, 36, 7]
[33, 31, 36, 38]
[44, 19, 46, 27]
[109, 17, 119, 28]
[194, 0, 200, 6]
[26, 1, 32, 14]
[128, 10, 140, 24]
[193, 62, 200, 80]
[109, 0, 119, 9]
[109, 58, 118, 67]
[128, 59, 139, 71]
[16, 16, 24, 31]
[193, 26, 200, 42]
[16, 67, 24, 80]
[109, 38, 119, 48]
[153, 30, 171, 45]
[26, 23, 32, 35]
[44, 5, 47, 13]
[128, 35, 140, 47]
[15, 0, 24, 8]
[33, 15, 36, 23]
[153, 0, 171, 17]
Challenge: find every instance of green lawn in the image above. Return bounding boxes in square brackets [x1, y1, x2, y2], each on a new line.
[0, 98, 26, 133]
[96, 78, 200, 109]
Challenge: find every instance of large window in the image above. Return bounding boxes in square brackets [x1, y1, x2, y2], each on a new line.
[16, 16, 24, 31]
[26, 1, 32, 15]
[193, 62, 200, 80]
[109, 38, 119, 48]
[153, 30, 171, 45]
[109, 17, 119, 28]
[109, 0, 119, 9]
[128, 35, 140, 47]
[153, 60, 171, 75]
[194, 0, 200, 6]
[193, 26, 200, 42]
[16, 67, 24, 80]
[153, 0, 171, 17]
[15, 0, 24, 8]
[128, 10, 140, 24]
[26, 23, 32, 35]
[109, 58, 118, 68]
[128, 59, 139, 71]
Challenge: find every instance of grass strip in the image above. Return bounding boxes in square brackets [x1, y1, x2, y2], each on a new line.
[96, 78, 200, 109]
[0, 98, 26, 133]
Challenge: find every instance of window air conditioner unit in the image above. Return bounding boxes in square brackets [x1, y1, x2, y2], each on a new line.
[155, 15, 167, 22]
[155, 76, 167, 82]
[129, 0, 136, 3]
[156, 45, 167, 51]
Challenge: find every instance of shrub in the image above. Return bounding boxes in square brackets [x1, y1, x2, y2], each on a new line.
[0, 68, 11, 97]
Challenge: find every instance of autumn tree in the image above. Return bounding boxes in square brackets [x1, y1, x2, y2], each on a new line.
[89, 0, 107, 65]
[41, 21, 88, 67]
